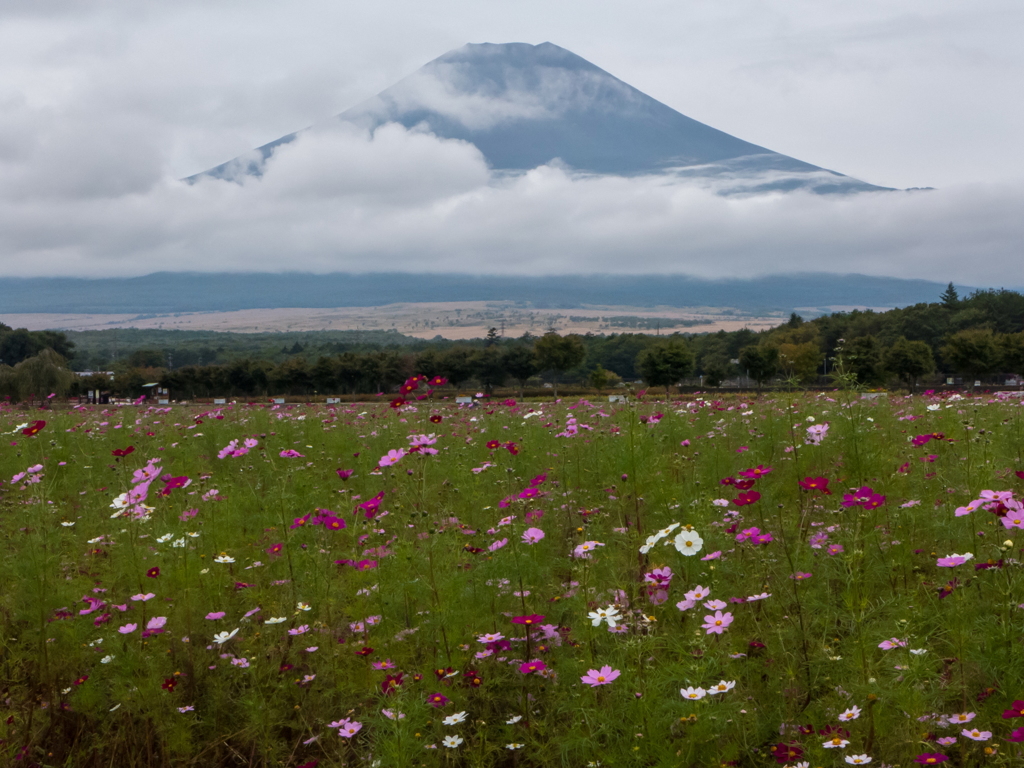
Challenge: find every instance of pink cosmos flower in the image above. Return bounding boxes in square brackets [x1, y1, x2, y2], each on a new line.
[337, 719, 362, 738]
[279, 449, 305, 458]
[701, 611, 734, 634]
[488, 538, 508, 552]
[521, 527, 545, 544]
[206, 611, 226, 620]
[936, 553, 973, 567]
[147, 616, 167, 630]
[580, 665, 620, 686]
[378, 449, 406, 467]
[118, 623, 137, 634]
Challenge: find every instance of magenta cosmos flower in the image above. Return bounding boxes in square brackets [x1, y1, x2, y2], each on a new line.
[580, 665, 620, 686]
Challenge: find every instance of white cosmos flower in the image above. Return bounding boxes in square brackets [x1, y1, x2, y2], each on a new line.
[588, 606, 621, 628]
[707, 680, 736, 695]
[845, 756, 872, 765]
[506, 715, 522, 724]
[672, 531, 704, 556]
[296, 602, 312, 611]
[265, 617, 287, 625]
[61, 521, 75, 527]
[214, 555, 235, 564]
[910, 648, 927, 655]
[442, 711, 468, 726]
[101, 655, 115, 664]
[442, 735, 463, 748]
[172, 538, 186, 548]
[680, 686, 706, 700]
[213, 628, 239, 645]
[157, 534, 173, 543]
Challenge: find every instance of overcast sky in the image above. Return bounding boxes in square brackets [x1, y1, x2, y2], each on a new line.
[1, 0, 1022, 285]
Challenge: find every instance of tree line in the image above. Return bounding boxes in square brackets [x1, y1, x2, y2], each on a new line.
[2, 284, 1023, 401]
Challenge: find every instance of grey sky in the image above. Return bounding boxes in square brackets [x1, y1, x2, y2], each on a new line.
[1, 0, 1022, 283]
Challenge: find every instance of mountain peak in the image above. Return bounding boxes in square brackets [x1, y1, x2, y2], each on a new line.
[193, 42, 885, 194]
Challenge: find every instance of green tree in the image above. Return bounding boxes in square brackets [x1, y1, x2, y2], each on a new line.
[501, 344, 538, 397]
[472, 346, 507, 393]
[940, 282, 961, 309]
[941, 329, 999, 382]
[738, 345, 779, 389]
[777, 341, 823, 384]
[437, 347, 476, 387]
[534, 333, 585, 397]
[635, 339, 695, 394]
[882, 337, 935, 391]
[838, 336, 883, 386]
[998, 332, 1024, 377]
[8, 349, 76, 403]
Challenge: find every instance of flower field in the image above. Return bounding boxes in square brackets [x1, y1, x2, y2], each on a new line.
[3, 386, 1024, 767]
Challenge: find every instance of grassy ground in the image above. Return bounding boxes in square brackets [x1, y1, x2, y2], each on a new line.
[2, 388, 1024, 767]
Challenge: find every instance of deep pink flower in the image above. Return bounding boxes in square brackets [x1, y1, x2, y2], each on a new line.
[913, 755, 948, 765]
[511, 614, 545, 626]
[738, 465, 772, 479]
[519, 660, 546, 674]
[426, 692, 450, 707]
[733, 491, 761, 506]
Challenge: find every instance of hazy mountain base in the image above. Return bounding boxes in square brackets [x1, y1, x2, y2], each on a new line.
[0, 272, 958, 315]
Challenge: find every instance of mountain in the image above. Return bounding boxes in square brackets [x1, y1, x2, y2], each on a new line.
[0, 272, 952, 316]
[191, 42, 886, 194]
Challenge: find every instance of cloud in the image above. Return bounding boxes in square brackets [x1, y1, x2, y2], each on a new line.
[0, 120, 1021, 287]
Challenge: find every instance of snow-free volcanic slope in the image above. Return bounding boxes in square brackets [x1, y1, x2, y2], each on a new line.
[194, 42, 886, 194]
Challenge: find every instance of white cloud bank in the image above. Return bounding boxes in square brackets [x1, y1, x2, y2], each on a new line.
[0, 119, 1020, 286]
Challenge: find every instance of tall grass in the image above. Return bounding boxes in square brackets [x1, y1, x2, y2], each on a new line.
[2, 390, 1023, 766]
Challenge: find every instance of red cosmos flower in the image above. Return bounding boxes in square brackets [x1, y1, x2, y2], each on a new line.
[354, 646, 374, 656]
[336, 468, 354, 480]
[426, 692, 450, 707]
[463, 545, 484, 554]
[505, 442, 519, 455]
[111, 446, 135, 457]
[357, 491, 385, 518]
[770, 743, 803, 764]
[1016, 471, 1024, 480]
[322, 516, 346, 531]
[381, 672, 404, 695]
[738, 465, 772, 479]
[73, 674, 89, 686]
[913, 755, 948, 765]
[719, 476, 736, 486]
[511, 614, 545, 626]
[428, 376, 448, 387]
[146, 567, 160, 578]
[733, 491, 761, 506]
[486, 440, 501, 449]
[434, 666, 455, 680]
[798, 476, 832, 494]
[399, 382, 418, 395]
[1002, 700, 1024, 718]
[265, 543, 284, 556]
[429, 414, 443, 424]
[161, 677, 178, 692]
[732, 479, 756, 491]
[463, 670, 482, 687]
[21, 420, 46, 436]
[389, 397, 406, 409]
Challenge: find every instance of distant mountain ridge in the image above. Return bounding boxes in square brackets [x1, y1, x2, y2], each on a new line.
[0, 272, 959, 317]
[192, 42, 887, 194]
